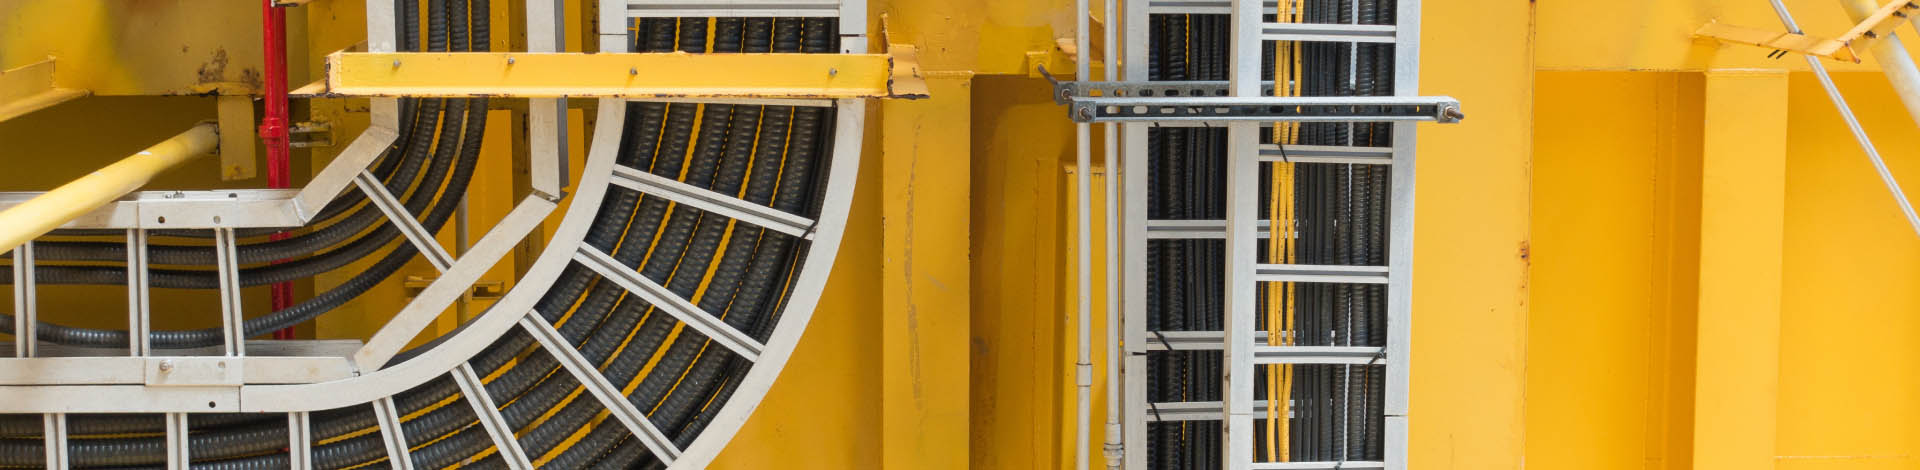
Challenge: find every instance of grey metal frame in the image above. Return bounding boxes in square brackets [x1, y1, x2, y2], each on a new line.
[0, 2, 869, 469]
[12, 241, 34, 358]
[1113, 0, 1430, 468]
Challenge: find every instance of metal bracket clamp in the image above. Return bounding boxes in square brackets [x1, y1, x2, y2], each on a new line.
[1065, 95, 1466, 124]
[1041, 71, 1277, 104]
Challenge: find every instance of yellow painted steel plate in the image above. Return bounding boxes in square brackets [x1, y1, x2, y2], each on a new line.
[317, 52, 903, 99]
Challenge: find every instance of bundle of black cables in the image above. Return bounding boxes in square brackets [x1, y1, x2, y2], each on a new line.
[1141, 1, 1396, 467]
[0, 4, 843, 469]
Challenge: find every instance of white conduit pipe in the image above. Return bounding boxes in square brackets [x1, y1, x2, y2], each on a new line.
[1768, 0, 1920, 237]
[1101, 0, 1125, 466]
[1075, 0, 1095, 467]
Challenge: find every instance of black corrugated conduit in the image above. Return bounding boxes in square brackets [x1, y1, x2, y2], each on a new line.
[1143, 1, 1395, 467]
[0, 5, 843, 470]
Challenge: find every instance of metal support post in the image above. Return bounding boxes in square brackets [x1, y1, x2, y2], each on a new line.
[528, 0, 569, 199]
[1222, 0, 1263, 466]
[12, 241, 33, 358]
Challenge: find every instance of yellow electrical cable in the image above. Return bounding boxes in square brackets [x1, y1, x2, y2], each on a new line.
[1262, 0, 1304, 462]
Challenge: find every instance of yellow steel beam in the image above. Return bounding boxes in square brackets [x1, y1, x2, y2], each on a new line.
[881, 76, 972, 470]
[1692, 69, 1788, 470]
[310, 49, 931, 99]
[0, 58, 87, 123]
[1693, 0, 1920, 63]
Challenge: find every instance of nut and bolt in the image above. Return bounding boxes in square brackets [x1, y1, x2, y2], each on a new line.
[158, 360, 175, 372]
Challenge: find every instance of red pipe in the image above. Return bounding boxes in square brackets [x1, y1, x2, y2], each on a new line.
[261, 0, 296, 340]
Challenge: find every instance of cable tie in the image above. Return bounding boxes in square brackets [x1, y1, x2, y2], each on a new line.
[1150, 330, 1175, 351]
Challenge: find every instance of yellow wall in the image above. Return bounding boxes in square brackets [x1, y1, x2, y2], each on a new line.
[1406, 0, 1537, 467]
[1524, 3, 1920, 470]
[1775, 72, 1920, 469]
[1528, 71, 1703, 470]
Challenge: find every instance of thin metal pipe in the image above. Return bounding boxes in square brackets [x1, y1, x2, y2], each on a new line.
[263, 0, 298, 341]
[1769, 0, 1920, 237]
[1076, 0, 1095, 465]
[1101, 0, 1125, 464]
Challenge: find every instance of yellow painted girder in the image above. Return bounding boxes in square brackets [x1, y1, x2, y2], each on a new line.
[0, 58, 87, 123]
[309, 51, 931, 99]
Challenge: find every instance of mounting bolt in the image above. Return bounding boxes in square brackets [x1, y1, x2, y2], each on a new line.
[1868, 31, 1881, 39]
[158, 360, 175, 373]
[828, 68, 838, 77]
[507, 57, 516, 65]
[392, 59, 402, 67]
[1441, 105, 1466, 123]
[629, 67, 639, 76]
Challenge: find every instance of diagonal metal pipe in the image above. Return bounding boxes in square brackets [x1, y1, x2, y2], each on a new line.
[0, 123, 219, 255]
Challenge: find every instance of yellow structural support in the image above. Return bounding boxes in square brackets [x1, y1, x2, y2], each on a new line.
[0, 58, 87, 123]
[880, 75, 972, 470]
[1693, 21, 1857, 62]
[1692, 0, 1920, 63]
[0, 122, 218, 254]
[311, 50, 931, 99]
[1692, 69, 1788, 470]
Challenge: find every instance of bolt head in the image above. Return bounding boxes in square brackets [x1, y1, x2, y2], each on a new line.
[507, 57, 516, 65]
[158, 360, 174, 372]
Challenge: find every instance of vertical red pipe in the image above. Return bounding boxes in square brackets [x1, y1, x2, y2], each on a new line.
[261, 0, 296, 340]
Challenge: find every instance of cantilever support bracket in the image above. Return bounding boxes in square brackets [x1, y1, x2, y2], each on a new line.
[1694, 0, 1920, 63]
[0, 58, 88, 123]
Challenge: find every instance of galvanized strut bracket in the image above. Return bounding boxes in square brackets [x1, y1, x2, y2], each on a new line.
[1067, 95, 1464, 123]
[1041, 70, 1464, 124]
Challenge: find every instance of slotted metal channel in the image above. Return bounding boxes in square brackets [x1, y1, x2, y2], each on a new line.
[1069, 0, 1456, 468]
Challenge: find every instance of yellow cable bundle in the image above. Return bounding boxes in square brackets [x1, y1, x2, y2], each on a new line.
[1262, 0, 1303, 462]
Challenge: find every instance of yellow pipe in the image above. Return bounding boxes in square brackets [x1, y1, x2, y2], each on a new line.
[0, 122, 218, 254]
